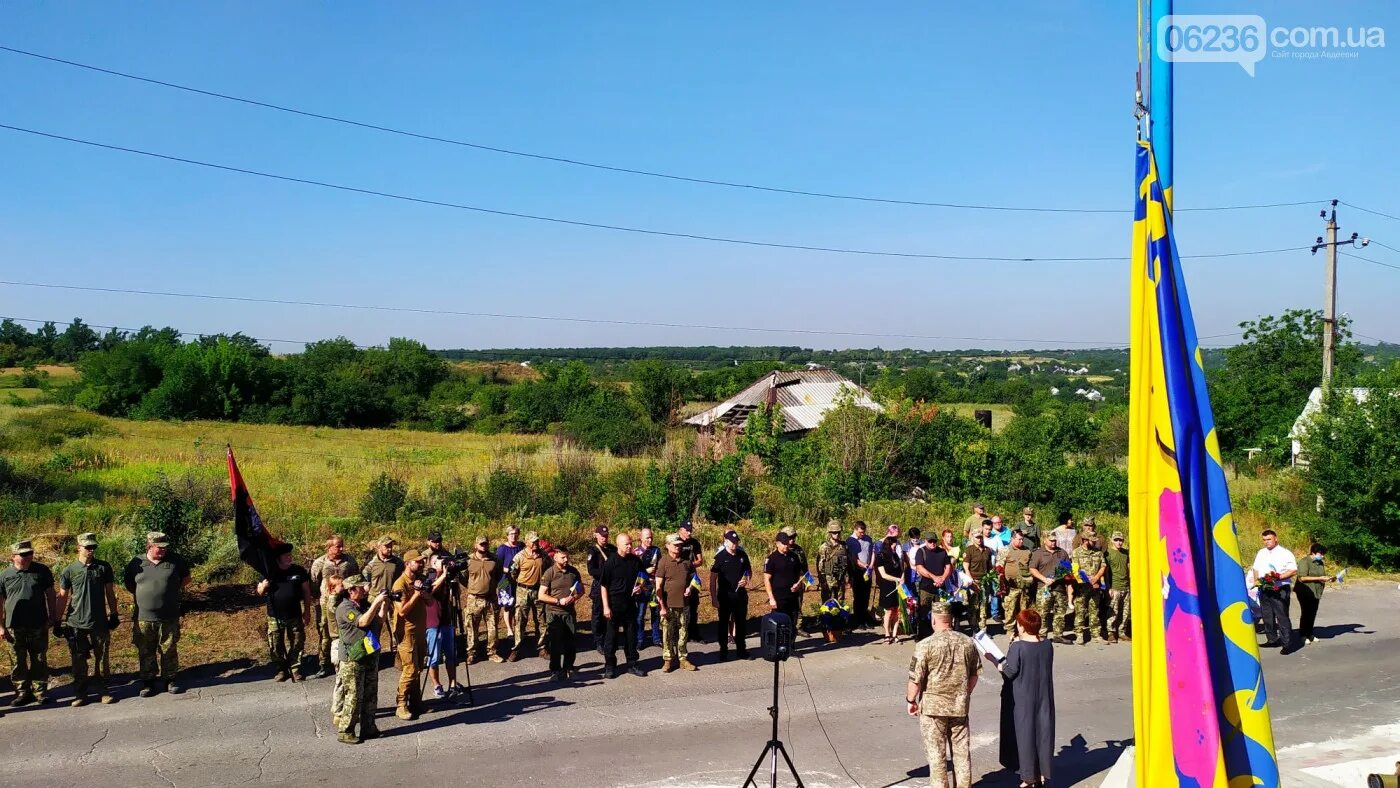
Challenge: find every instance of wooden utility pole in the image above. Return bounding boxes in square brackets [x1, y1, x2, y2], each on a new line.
[1311, 200, 1368, 389]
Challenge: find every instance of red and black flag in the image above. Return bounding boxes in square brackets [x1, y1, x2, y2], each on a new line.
[227, 447, 285, 578]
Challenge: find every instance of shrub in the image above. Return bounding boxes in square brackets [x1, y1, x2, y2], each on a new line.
[358, 472, 408, 523]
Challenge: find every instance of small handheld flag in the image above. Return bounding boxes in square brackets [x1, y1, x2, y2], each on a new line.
[801, 570, 817, 587]
[1335, 567, 1348, 584]
[688, 573, 703, 593]
[569, 579, 583, 597]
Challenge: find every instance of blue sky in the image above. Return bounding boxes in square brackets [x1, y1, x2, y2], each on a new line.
[3, 2, 1397, 352]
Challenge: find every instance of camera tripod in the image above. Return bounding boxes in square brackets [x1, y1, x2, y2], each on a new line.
[741, 658, 804, 788]
[417, 583, 474, 707]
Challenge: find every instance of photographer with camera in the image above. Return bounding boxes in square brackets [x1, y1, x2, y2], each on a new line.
[331, 574, 389, 745]
[424, 552, 464, 700]
[464, 536, 504, 664]
[390, 549, 446, 720]
[1, 539, 59, 707]
[58, 533, 119, 706]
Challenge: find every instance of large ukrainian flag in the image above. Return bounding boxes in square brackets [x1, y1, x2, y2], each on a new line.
[1128, 141, 1279, 787]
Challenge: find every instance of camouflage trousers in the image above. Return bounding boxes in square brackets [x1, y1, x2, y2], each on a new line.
[660, 607, 688, 661]
[331, 658, 379, 736]
[1072, 587, 1103, 641]
[919, 714, 972, 788]
[513, 586, 544, 649]
[267, 616, 306, 676]
[7, 626, 49, 697]
[68, 627, 111, 691]
[962, 584, 985, 632]
[463, 595, 498, 655]
[1002, 581, 1032, 636]
[315, 596, 338, 667]
[1106, 588, 1131, 638]
[1036, 585, 1068, 638]
[133, 618, 180, 681]
[819, 572, 847, 603]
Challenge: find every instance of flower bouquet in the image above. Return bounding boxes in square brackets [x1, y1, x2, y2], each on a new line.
[819, 598, 854, 642]
[1255, 571, 1284, 593]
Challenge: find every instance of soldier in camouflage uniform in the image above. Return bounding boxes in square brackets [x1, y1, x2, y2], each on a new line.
[815, 520, 848, 602]
[0, 540, 57, 706]
[1028, 533, 1071, 641]
[331, 575, 387, 745]
[1070, 535, 1106, 644]
[996, 531, 1034, 637]
[906, 603, 982, 788]
[1103, 531, 1131, 643]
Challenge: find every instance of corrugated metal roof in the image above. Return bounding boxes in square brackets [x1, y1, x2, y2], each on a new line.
[684, 367, 883, 433]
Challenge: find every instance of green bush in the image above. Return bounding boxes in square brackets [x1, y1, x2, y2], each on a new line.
[358, 472, 408, 523]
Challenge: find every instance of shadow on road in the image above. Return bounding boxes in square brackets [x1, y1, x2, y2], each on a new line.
[1313, 622, 1368, 639]
[1051, 733, 1132, 786]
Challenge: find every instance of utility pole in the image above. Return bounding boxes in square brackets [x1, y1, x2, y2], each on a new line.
[1311, 200, 1369, 389]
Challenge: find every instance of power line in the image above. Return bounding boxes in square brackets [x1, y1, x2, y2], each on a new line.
[1338, 201, 1400, 223]
[1364, 239, 1400, 256]
[0, 124, 1314, 264]
[0, 45, 1325, 217]
[1340, 251, 1400, 272]
[0, 282, 1162, 346]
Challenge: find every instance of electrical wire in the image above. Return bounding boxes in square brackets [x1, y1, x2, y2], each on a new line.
[1363, 240, 1400, 256]
[0, 45, 1325, 216]
[1339, 252, 1400, 272]
[794, 651, 863, 788]
[1338, 201, 1400, 223]
[0, 124, 1312, 265]
[0, 281, 1245, 347]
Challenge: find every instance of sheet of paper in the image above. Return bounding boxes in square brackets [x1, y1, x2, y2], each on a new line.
[973, 629, 1005, 663]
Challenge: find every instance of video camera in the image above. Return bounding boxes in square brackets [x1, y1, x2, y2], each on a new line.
[423, 549, 472, 587]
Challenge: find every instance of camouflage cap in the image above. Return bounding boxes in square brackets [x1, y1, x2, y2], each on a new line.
[11, 539, 34, 555]
[524, 531, 540, 544]
[76, 532, 99, 548]
[826, 519, 842, 534]
[665, 534, 682, 546]
[1022, 507, 1035, 515]
[342, 574, 369, 589]
[929, 602, 951, 617]
[376, 535, 397, 547]
[1111, 531, 1125, 541]
[146, 531, 170, 547]
[474, 535, 489, 546]
[1081, 516, 1097, 527]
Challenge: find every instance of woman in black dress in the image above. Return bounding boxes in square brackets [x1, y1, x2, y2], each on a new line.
[1000, 608, 1055, 786]
[874, 535, 903, 643]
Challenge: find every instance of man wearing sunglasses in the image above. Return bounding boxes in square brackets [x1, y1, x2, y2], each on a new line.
[58, 532, 120, 706]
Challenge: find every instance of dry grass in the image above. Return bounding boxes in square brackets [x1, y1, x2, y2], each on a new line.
[939, 403, 1015, 432]
[0, 364, 80, 378]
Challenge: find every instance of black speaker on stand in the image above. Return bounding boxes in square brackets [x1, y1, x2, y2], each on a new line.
[742, 612, 803, 788]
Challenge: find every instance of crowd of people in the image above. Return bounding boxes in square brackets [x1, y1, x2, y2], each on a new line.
[0, 505, 1336, 775]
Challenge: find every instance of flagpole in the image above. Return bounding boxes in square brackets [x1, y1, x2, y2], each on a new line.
[1149, 0, 1174, 209]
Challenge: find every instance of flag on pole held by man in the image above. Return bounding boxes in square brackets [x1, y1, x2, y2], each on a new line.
[1128, 140, 1279, 787]
[227, 447, 285, 579]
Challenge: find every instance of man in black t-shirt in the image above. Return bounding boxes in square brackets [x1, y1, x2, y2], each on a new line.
[913, 538, 951, 640]
[676, 521, 704, 642]
[764, 533, 804, 628]
[256, 544, 314, 682]
[710, 530, 752, 661]
[598, 533, 644, 678]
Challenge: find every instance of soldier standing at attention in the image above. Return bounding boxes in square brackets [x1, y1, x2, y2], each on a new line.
[710, 530, 752, 662]
[124, 532, 191, 697]
[363, 536, 404, 665]
[1028, 534, 1071, 643]
[1103, 532, 1131, 643]
[1, 539, 58, 706]
[598, 533, 645, 679]
[509, 533, 546, 660]
[997, 531, 1034, 638]
[538, 547, 582, 682]
[816, 520, 849, 603]
[763, 532, 805, 631]
[676, 521, 704, 643]
[586, 525, 616, 655]
[59, 533, 119, 706]
[962, 530, 993, 633]
[309, 535, 358, 678]
[1069, 535, 1106, 645]
[256, 543, 314, 681]
[963, 502, 988, 541]
[1018, 507, 1040, 549]
[463, 536, 504, 664]
[846, 521, 876, 628]
[331, 574, 388, 745]
[654, 534, 696, 672]
[906, 603, 982, 788]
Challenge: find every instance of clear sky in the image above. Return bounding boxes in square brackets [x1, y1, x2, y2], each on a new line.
[3, 2, 1398, 352]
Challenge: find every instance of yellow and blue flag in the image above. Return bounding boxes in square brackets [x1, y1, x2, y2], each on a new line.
[801, 570, 817, 587]
[1129, 140, 1278, 787]
[688, 573, 703, 592]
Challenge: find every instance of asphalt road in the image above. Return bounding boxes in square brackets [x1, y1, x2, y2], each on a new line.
[2, 581, 1397, 787]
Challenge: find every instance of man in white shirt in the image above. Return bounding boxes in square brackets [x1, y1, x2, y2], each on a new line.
[1250, 529, 1298, 651]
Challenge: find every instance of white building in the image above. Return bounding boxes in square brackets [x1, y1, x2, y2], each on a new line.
[1290, 386, 1370, 466]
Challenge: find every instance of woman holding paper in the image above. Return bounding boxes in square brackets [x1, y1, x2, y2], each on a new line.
[1000, 608, 1055, 786]
[1294, 542, 1335, 645]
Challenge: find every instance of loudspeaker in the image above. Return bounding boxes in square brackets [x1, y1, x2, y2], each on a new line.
[760, 612, 794, 662]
